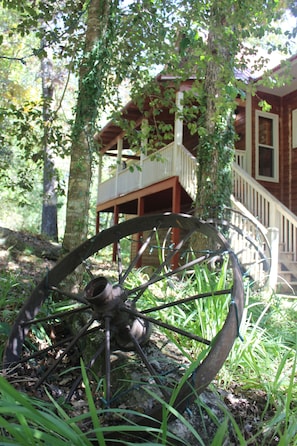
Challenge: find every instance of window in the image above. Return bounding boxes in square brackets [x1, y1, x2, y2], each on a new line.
[256, 110, 279, 182]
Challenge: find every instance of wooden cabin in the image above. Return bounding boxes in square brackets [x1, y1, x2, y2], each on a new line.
[95, 54, 297, 292]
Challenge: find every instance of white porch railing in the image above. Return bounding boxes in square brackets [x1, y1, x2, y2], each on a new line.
[175, 145, 197, 199]
[234, 150, 247, 170]
[98, 144, 297, 274]
[232, 163, 297, 261]
[97, 143, 197, 204]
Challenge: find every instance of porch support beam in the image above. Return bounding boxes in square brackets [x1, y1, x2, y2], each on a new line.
[96, 211, 100, 233]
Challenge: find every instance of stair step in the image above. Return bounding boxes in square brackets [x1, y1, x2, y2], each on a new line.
[276, 280, 297, 293]
[279, 252, 296, 262]
[278, 262, 297, 274]
[278, 270, 297, 282]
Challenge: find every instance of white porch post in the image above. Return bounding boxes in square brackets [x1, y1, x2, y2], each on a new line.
[267, 227, 279, 291]
[245, 92, 252, 175]
[174, 91, 184, 173]
[115, 138, 123, 196]
[97, 153, 103, 202]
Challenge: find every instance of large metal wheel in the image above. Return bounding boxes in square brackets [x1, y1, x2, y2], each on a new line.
[3, 213, 244, 430]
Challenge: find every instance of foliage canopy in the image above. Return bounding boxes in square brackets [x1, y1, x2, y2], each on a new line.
[0, 0, 296, 235]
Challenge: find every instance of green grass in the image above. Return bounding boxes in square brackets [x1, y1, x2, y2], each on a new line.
[218, 285, 297, 445]
[0, 262, 296, 445]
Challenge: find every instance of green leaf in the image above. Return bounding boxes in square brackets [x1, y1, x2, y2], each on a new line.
[0, 322, 10, 336]
[80, 359, 106, 445]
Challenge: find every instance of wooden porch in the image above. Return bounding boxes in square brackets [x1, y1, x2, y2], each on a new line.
[96, 142, 196, 229]
[96, 142, 297, 292]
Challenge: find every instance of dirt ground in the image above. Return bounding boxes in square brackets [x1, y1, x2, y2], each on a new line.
[0, 226, 278, 445]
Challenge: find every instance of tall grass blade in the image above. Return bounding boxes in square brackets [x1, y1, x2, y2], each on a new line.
[80, 358, 106, 445]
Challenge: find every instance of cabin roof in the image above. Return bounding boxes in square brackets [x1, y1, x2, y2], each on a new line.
[95, 53, 297, 153]
[256, 53, 297, 96]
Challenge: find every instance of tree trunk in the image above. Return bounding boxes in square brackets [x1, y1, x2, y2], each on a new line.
[195, 5, 235, 220]
[63, 0, 111, 251]
[41, 50, 58, 241]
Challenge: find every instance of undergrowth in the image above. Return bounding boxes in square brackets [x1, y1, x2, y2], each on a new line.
[0, 264, 296, 445]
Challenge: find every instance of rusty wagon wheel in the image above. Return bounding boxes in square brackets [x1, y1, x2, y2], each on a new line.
[3, 213, 244, 432]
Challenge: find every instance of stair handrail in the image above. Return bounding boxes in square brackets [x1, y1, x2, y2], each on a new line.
[232, 162, 297, 260]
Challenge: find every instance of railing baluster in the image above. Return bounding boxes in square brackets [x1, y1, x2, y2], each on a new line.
[232, 163, 297, 259]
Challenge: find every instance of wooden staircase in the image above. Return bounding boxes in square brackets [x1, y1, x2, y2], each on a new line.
[97, 142, 297, 293]
[177, 145, 297, 292]
[232, 163, 297, 293]
[278, 251, 297, 293]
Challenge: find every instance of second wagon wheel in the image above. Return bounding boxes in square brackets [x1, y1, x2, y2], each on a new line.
[3, 213, 244, 432]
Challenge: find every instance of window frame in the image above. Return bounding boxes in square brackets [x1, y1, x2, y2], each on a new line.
[292, 109, 297, 149]
[255, 110, 279, 183]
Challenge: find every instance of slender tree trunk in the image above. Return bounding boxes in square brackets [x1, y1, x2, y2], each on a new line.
[41, 50, 58, 240]
[195, 4, 235, 219]
[63, 0, 111, 251]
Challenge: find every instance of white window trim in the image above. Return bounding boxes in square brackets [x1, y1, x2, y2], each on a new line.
[292, 109, 297, 149]
[255, 110, 279, 183]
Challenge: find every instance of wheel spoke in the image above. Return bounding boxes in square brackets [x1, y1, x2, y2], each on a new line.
[122, 306, 211, 346]
[82, 260, 95, 279]
[3, 213, 244, 430]
[48, 286, 89, 304]
[130, 227, 197, 303]
[117, 240, 123, 282]
[15, 324, 103, 365]
[21, 304, 90, 327]
[34, 315, 96, 389]
[127, 329, 170, 399]
[66, 338, 106, 402]
[120, 226, 159, 285]
[128, 248, 226, 298]
[141, 288, 232, 314]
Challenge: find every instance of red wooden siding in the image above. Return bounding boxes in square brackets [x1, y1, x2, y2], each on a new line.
[251, 92, 282, 200]
[284, 89, 297, 214]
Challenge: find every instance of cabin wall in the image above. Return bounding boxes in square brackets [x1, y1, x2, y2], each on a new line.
[282, 89, 297, 215]
[251, 92, 282, 200]
[247, 89, 297, 216]
[233, 88, 297, 217]
[234, 105, 246, 152]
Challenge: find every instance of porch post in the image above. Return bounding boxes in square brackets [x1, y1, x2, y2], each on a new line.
[245, 92, 252, 175]
[113, 205, 119, 225]
[173, 91, 184, 173]
[138, 196, 144, 216]
[98, 153, 103, 185]
[267, 227, 279, 291]
[96, 211, 100, 233]
[115, 138, 123, 196]
[172, 177, 181, 214]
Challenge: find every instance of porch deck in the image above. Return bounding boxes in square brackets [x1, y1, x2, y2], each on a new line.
[97, 143, 197, 208]
[97, 142, 297, 291]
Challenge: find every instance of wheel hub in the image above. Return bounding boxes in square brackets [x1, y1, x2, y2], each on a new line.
[84, 276, 151, 349]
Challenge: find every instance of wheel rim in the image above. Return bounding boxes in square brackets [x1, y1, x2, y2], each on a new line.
[3, 213, 244, 425]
